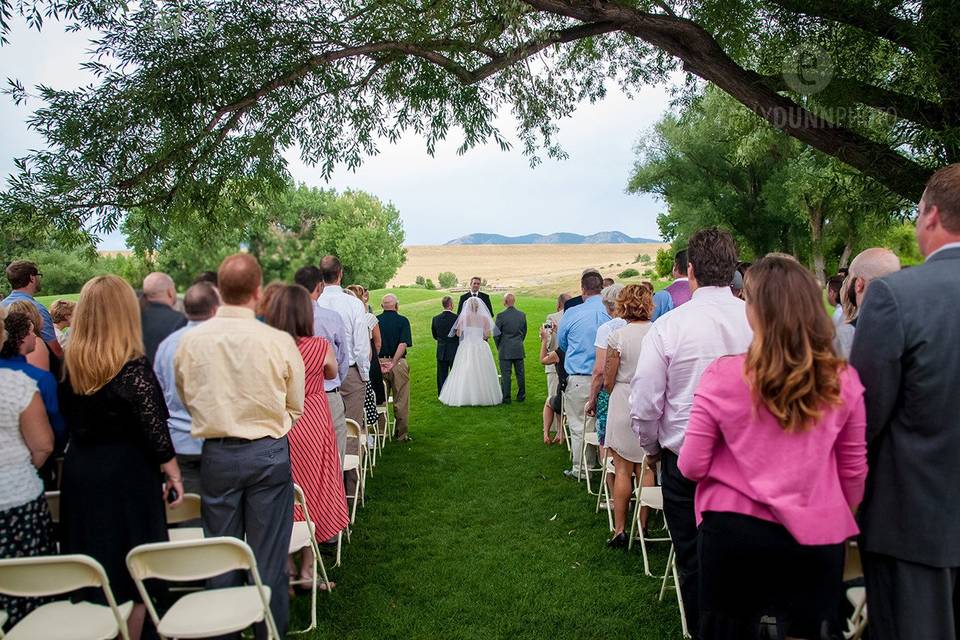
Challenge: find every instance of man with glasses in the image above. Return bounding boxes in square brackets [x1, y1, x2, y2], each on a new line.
[2, 260, 62, 359]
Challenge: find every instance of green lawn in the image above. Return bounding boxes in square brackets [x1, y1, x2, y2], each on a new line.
[292, 289, 683, 639]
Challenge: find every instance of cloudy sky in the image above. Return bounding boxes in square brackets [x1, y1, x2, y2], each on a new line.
[1, 19, 673, 247]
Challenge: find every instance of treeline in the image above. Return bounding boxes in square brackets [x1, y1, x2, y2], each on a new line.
[2, 184, 406, 296]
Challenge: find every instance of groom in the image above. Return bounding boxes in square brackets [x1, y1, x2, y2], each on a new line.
[495, 293, 527, 404]
[457, 276, 493, 316]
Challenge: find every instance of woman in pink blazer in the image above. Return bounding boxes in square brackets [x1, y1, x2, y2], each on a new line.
[678, 255, 867, 640]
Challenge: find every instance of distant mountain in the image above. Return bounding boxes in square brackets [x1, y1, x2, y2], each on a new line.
[446, 231, 659, 245]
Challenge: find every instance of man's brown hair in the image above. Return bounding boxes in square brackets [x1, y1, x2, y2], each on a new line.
[217, 253, 262, 305]
[581, 272, 603, 295]
[924, 163, 960, 233]
[5, 260, 38, 289]
[320, 255, 343, 284]
[687, 228, 738, 287]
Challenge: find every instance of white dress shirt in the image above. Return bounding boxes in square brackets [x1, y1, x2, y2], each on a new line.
[629, 286, 753, 456]
[317, 285, 371, 381]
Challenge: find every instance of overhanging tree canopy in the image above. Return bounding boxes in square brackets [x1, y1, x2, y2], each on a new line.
[2, 0, 956, 243]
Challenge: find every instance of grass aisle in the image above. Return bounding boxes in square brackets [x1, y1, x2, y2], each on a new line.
[294, 289, 682, 639]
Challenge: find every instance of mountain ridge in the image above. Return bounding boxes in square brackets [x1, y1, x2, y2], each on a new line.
[446, 231, 659, 245]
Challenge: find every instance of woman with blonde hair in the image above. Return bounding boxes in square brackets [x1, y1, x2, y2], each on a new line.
[59, 275, 182, 640]
[678, 256, 867, 639]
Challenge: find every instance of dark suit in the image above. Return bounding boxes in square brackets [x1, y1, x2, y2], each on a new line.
[494, 306, 527, 402]
[141, 301, 187, 364]
[563, 295, 584, 311]
[431, 310, 460, 394]
[850, 246, 960, 640]
[457, 291, 493, 316]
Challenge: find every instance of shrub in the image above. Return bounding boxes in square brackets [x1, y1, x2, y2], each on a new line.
[415, 275, 426, 286]
[437, 271, 458, 288]
[655, 248, 673, 277]
[425, 279, 436, 290]
[618, 268, 640, 279]
[638, 253, 652, 265]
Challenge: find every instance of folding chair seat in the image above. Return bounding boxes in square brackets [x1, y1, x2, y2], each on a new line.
[627, 459, 672, 576]
[165, 493, 204, 542]
[0, 554, 133, 640]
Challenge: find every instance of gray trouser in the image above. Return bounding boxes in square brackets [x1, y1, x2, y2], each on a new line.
[176, 453, 202, 495]
[201, 436, 293, 639]
[500, 358, 525, 402]
[863, 550, 960, 640]
[325, 390, 347, 468]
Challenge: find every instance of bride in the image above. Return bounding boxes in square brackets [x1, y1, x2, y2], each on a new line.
[439, 297, 503, 406]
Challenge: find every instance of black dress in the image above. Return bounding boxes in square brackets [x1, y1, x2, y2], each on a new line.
[59, 357, 174, 604]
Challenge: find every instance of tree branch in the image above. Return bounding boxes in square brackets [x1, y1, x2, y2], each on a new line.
[764, 0, 922, 52]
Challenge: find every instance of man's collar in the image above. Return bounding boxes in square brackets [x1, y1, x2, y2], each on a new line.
[216, 305, 256, 319]
[0, 354, 27, 363]
[672, 277, 689, 284]
[927, 241, 960, 261]
[691, 286, 735, 300]
[323, 285, 343, 294]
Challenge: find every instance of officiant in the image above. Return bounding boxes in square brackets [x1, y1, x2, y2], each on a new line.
[457, 276, 493, 316]
[431, 296, 459, 395]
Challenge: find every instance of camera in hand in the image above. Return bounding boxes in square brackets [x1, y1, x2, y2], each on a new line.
[167, 487, 179, 504]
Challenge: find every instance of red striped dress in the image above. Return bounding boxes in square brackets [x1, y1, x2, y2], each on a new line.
[291, 337, 349, 540]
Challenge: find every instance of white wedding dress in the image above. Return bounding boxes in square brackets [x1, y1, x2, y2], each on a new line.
[439, 303, 503, 407]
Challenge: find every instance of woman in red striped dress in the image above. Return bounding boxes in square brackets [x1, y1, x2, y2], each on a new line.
[264, 285, 349, 586]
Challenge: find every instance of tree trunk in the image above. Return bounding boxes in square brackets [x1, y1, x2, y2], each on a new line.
[807, 202, 827, 284]
[839, 242, 853, 269]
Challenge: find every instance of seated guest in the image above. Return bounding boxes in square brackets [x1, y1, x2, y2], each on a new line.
[651, 249, 690, 320]
[175, 254, 303, 637]
[834, 248, 901, 359]
[0, 305, 56, 627]
[152, 282, 220, 494]
[140, 272, 187, 363]
[49, 299, 75, 347]
[263, 284, 347, 589]
[602, 285, 655, 547]
[678, 255, 867, 639]
[378, 294, 413, 441]
[60, 275, 183, 640]
[1, 312, 66, 451]
[6, 301, 52, 373]
[2, 260, 63, 361]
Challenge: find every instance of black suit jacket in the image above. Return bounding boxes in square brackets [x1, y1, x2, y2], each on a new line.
[141, 302, 187, 364]
[850, 246, 960, 567]
[457, 291, 493, 316]
[494, 306, 527, 360]
[431, 311, 460, 361]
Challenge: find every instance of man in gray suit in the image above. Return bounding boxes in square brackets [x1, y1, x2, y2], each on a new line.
[851, 163, 960, 640]
[495, 293, 527, 404]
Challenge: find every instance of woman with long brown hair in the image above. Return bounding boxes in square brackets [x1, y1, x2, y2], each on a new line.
[263, 284, 347, 588]
[59, 275, 182, 640]
[678, 255, 868, 639]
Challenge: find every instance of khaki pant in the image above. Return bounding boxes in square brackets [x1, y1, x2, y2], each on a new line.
[325, 390, 347, 468]
[340, 365, 366, 429]
[383, 358, 410, 438]
[563, 374, 595, 475]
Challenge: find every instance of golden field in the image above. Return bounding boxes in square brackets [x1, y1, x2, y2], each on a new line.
[389, 243, 666, 296]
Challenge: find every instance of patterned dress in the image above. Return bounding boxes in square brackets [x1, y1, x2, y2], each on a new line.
[292, 337, 349, 540]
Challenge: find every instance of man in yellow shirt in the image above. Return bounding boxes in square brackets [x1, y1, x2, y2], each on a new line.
[175, 253, 304, 638]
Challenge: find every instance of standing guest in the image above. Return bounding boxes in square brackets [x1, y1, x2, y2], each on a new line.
[826, 275, 846, 325]
[539, 322, 567, 444]
[377, 294, 413, 441]
[152, 282, 220, 494]
[457, 276, 494, 316]
[6, 300, 52, 373]
[680, 256, 866, 639]
[193, 270, 218, 286]
[495, 293, 527, 404]
[558, 270, 610, 479]
[49, 299, 75, 347]
[140, 272, 186, 364]
[347, 284, 383, 428]
[318, 256, 370, 431]
[651, 249, 691, 320]
[432, 296, 460, 395]
[263, 285, 347, 589]
[256, 280, 285, 320]
[563, 269, 601, 311]
[631, 229, 752, 630]
[850, 163, 960, 640]
[0, 305, 56, 627]
[294, 266, 349, 465]
[1, 312, 66, 451]
[59, 275, 183, 640]
[602, 277, 615, 288]
[585, 284, 626, 440]
[835, 248, 901, 359]
[543, 294, 569, 441]
[175, 254, 303, 638]
[602, 285, 655, 547]
[2, 260, 62, 361]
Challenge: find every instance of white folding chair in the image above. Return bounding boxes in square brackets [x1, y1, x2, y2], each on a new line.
[844, 586, 867, 640]
[560, 403, 572, 454]
[658, 543, 691, 639]
[165, 493, 204, 542]
[577, 407, 603, 494]
[0, 554, 133, 640]
[43, 491, 60, 523]
[289, 484, 332, 635]
[595, 456, 616, 531]
[627, 458, 672, 576]
[344, 419, 366, 523]
[381, 381, 395, 442]
[126, 536, 280, 640]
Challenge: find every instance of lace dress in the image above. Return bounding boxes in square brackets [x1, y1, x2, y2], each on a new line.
[59, 357, 174, 603]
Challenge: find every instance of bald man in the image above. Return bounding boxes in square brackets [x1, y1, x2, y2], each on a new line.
[377, 294, 413, 440]
[495, 293, 527, 404]
[834, 248, 901, 358]
[141, 271, 186, 363]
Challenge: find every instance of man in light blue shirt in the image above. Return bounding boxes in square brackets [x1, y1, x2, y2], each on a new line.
[2, 260, 63, 360]
[154, 281, 220, 494]
[557, 271, 610, 478]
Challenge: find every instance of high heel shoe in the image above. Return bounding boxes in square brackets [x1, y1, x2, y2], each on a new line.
[606, 532, 628, 549]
